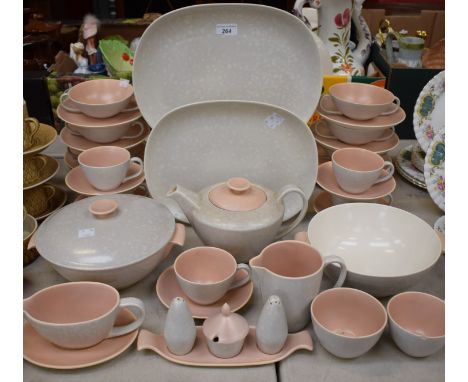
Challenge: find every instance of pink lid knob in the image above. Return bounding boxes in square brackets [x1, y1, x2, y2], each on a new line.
[226, 178, 250, 194]
[89, 199, 118, 218]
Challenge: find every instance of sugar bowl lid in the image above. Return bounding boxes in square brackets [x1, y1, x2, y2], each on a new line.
[202, 303, 249, 343]
[208, 177, 267, 212]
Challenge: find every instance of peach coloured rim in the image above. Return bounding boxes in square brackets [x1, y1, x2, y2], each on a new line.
[310, 287, 387, 339]
[68, 80, 134, 106]
[78, 146, 130, 169]
[23, 311, 138, 370]
[174, 246, 238, 286]
[329, 83, 395, 107]
[332, 148, 384, 174]
[386, 291, 445, 339]
[24, 281, 120, 326]
[257, 240, 324, 280]
[57, 106, 141, 128]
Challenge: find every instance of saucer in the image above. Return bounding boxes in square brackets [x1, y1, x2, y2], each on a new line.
[311, 122, 400, 155]
[65, 162, 145, 196]
[23, 308, 138, 370]
[394, 144, 426, 189]
[318, 95, 406, 129]
[311, 190, 391, 213]
[317, 161, 396, 200]
[23, 123, 57, 156]
[73, 184, 149, 202]
[23, 155, 60, 190]
[60, 124, 150, 153]
[34, 184, 67, 221]
[156, 266, 253, 319]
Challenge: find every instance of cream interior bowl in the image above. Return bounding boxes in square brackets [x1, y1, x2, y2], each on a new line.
[306, 203, 441, 296]
[133, 3, 322, 127]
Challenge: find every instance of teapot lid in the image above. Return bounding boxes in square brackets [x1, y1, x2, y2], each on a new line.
[208, 177, 266, 211]
[202, 303, 249, 343]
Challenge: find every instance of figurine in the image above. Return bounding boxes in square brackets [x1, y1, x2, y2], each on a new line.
[82, 14, 100, 66]
[69, 42, 89, 74]
[163, 297, 196, 355]
[256, 295, 288, 354]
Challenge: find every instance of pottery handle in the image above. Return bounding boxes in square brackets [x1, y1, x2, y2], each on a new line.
[122, 157, 144, 183]
[314, 119, 336, 139]
[27, 230, 37, 250]
[25, 117, 40, 138]
[122, 121, 145, 139]
[292, 0, 311, 27]
[44, 184, 56, 203]
[380, 97, 400, 116]
[382, 194, 393, 206]
[228, 263, 251, 290]
[162, 223, 186, 261]
[319, 95, 342, 115]
[323, 255, 347, 288]
[373, 127, 395, 142]
[275, 185, 308, 239]
[60, 91, 81, 113]
[107, 297, 145, 338]
[293, 231, 310, 243]
[374, 161, 394, 185]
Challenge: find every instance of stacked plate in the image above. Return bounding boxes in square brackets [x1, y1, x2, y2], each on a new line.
[56, 79, 149, 198]
[311, 83, 404, 211]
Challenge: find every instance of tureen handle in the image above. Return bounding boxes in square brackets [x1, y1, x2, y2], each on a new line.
[275, 185, 308, 239]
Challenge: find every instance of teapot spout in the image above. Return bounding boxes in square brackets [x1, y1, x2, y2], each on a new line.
[167, 185, 200, 221]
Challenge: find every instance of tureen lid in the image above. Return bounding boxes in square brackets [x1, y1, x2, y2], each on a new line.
[202, 303, 249, 343]
[208, 178, 266, 212]
[35, 194, 175, 269]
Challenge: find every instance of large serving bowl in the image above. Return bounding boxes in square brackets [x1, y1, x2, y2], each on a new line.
[306, 204, 441, 296]
[28, 195, 185, 289]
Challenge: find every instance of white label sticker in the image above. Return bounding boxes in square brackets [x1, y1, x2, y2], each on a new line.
[264, 113, 285, 129]
[119, 79, 130, 88]
[216, 24, 238, 36]
[79, 228, 96, 239]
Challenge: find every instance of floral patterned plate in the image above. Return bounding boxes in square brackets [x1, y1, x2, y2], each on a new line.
[424, 132, 445, 211]
[413, 71, 445, 152]
[394, 144, 426, 189]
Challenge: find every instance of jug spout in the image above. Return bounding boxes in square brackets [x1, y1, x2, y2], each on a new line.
[167, 185, 200, 221]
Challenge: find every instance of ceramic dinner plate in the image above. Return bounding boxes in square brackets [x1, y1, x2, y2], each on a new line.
[23, 123, 57, 156]
[23, 309, 138, 370]
[137, 327, 312, 367]
[318, 95, 406, 129]
[317, 162, 396, 200]
[133, 3, 322, 127]
[23, 155, 60, 190]
[311, 190, 391, 213]
[311, 122, 400, 155]
[144, 101, 318, 223]
[32, 184, 68, 221]
[156, 266, 253, 319]
[413, 71, 445, 152]
[424, 132, 445, 211]
[65, 162, 145, 196]
[394, 144, 427, 189]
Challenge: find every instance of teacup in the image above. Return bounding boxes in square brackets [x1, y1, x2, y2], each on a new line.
[23, 184, 56, 217]
[320, 83, 400, 120]
[78, 146, 143, 191]
[23, 117, 40, 150]
[174, 247, 251, 305]
[23, 281, 146, 349]
[387, 291, 445, 357]
[332, 148, 394, 194]
[398, 36, 425, 68]
[249, 238, 347, 332]
[23, 155, 48, 184]
[311, 288, 387, 358]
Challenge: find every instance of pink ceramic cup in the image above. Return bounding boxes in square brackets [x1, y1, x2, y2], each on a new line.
[332, 147, 394, 194]
[78, 146, 143, 191]
[174, 247, 251, 305]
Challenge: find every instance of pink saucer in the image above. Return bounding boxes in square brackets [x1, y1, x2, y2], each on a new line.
[156, 266, 253, 319]
[65, 162, 145, 196]
[317, 161, 396, 200]
[318, 95, 406, 129]
[311, 191, 391, 213]
[60, 124, 150, 152]
[311, 122, 400, 155]
[24, 309, 138, 370]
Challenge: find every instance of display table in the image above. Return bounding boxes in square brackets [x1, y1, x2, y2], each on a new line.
[23, 139, 444, 382]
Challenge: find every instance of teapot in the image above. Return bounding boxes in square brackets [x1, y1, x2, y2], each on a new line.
[167, 177, 307, 263]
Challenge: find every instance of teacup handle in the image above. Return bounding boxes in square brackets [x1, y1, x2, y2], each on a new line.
[31, 156, 48, 173]
[123, 157, 144, 183]
[373, 161, 395, 185]
[380, 97, 400, 116]
[275, 185, 308, 239]
[319, 94, 342, 115]
[25, 117, 40, 138]
[43, 184, 56, 203]
[323, 255, 347, 288]
[228, 264, 251, 290]
[314, 119, 336, 140]
[373, 127, 395, 142]
[121, 121, 144, 139]
[60, 91, 81, 113]
[107, 297, 146, 338]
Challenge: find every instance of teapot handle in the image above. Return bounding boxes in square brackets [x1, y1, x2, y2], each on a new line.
[274, 185, 308, 239]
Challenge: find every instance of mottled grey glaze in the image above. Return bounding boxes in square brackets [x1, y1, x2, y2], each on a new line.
[256, 295, 288, 354]
[164, 297, 197, 355]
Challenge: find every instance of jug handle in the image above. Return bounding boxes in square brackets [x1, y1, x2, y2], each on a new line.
[323, 256, 347, 288]
[275, 185, 308, 239]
